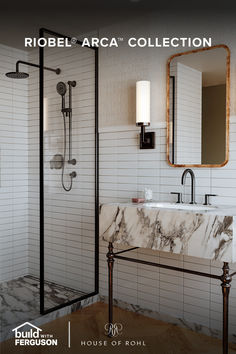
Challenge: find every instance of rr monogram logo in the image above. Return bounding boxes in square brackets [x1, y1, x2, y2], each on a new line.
[104, 323, 123, 337]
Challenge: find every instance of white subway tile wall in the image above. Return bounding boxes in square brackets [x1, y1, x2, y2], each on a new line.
[28, 44, 96, 297]
[99, 120, 236, 340]
[0, 44, 28, 282]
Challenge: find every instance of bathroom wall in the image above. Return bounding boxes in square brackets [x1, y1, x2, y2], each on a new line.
[28, 43, 96, 296]
[98, 14, 236, 341]
[0, 44, 29, 282]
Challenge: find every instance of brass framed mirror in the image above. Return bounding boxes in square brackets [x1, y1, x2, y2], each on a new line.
[166, 45, 230, 167]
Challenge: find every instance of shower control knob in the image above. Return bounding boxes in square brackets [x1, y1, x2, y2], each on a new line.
[70, 171, 77, 178]
[68, 159, 76, 165]
[68, 80, 76, 87]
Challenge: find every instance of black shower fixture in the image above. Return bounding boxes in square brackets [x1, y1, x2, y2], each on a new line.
[57, 80, 77, 192]
[6, 71, 29, 79]
[56, 81, 67, 111]
[5, 60, 61, 79]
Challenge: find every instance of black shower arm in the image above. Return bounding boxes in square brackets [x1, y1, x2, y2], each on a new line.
[16, 60, 61, 75]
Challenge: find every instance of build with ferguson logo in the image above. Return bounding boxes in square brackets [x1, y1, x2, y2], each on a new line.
[12, 322, 58, 346]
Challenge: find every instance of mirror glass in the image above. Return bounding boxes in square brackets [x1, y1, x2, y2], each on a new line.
[167, 46, 229, 167]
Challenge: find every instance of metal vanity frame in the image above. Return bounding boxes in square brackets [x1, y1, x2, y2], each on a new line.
[106, 242, 236, 354]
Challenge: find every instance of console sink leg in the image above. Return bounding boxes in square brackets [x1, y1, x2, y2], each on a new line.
[221, 262, 232, 354]
[107, 242, 114, 337]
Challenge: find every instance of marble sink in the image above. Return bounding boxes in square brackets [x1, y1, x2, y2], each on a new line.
[99, 202, 236, 262]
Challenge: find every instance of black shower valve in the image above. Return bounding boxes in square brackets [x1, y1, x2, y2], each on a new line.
[68, 80, 76, 87]
[70, 171, 77, 178]
[68, 159, 77, 165]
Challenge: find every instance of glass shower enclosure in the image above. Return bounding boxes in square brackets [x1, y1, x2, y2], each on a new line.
[39, 28, 98, 314]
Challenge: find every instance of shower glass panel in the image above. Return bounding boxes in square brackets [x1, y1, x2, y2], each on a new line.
[39, 28, 98, 314]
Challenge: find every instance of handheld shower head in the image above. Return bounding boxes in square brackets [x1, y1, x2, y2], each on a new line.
[57, 82, 67, 112]
[56, 82, 67, 96]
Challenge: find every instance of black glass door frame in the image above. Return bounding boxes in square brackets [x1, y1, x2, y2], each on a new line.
[39, 28, 99, 315]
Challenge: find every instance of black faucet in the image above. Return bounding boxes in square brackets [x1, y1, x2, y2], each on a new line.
[181, 169, 196, 204]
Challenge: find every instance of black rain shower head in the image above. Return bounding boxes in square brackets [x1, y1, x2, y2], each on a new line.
[56, 82, 67, 96]
[5, 71, 29, 79]
[5, 60, 61, 79]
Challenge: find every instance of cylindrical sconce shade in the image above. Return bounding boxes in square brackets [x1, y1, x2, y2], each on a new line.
[136, 80, 150, 125]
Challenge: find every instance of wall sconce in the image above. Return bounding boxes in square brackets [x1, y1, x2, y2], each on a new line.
[136, 80, 155, 149]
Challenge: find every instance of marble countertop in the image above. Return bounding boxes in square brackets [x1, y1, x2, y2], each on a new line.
[99, 202, 236, 262]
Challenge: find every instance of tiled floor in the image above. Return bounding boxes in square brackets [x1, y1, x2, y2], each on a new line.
[0, 275, 85, 341]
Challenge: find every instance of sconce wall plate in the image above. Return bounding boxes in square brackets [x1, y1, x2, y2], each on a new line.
[140, 131, 155, 149]
[137, 122, 155, 149]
